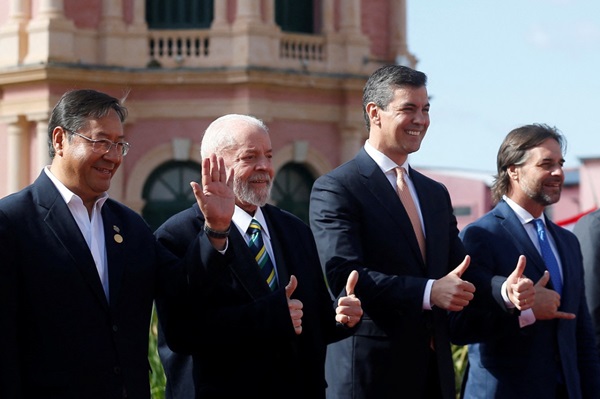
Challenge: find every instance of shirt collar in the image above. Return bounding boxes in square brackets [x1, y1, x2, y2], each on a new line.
[502, 195, 546, 226]
[233, 205, 270, 240]
[364, 140, 410, 176]
[44, 166, 109, 209]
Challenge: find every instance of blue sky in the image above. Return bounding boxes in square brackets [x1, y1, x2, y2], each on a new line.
[406, 0, 600, 174]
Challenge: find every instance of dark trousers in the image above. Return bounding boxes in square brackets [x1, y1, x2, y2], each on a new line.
[423, 348, 443, 399]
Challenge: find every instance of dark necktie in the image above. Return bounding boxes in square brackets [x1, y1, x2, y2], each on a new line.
[247, 219, 278, 291]
[532, 218, 562, 295]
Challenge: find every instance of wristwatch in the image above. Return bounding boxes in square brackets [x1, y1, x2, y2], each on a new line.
[203, 224, 230, 239]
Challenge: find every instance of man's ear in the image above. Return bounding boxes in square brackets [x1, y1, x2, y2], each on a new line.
[507, 164, 519, 180]
[365, 102, 380, 127]
[52, 127, 67, 156]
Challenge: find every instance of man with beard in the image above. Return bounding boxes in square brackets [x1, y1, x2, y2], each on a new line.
[155, 114, 363, 399]
[449, 124, 600, 398]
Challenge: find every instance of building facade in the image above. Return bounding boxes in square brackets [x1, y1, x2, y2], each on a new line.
[1, 0, 598, 231]
[0, 0, 415, 228]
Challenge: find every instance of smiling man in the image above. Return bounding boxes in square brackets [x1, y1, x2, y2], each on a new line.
[449, 124, 600, 398]
[155, 114, 363, 399]
[309, 64, 475, 399]
[0, 89, 194, 399]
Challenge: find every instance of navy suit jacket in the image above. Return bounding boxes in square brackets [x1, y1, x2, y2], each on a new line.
[155, 203, 351, 399]
[309, 148, 466, 399]
[449, 200, 600, 399]
[0, 171, 184, 399]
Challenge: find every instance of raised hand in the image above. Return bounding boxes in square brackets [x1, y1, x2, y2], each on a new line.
[506, 255, 535, 311]
[532, 271, 575, 321]
[431, 255, 476, 311]
[191, 154, 235, 234]
[285, 275, 303, 335]
[336, 270, 363, 328]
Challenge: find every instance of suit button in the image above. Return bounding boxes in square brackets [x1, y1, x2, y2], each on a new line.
[112, 324, 118, 332]
[114, 366, 121, 375]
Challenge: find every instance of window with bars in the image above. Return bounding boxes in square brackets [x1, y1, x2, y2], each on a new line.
[142, 160, 201, 231]
[146, 0, 214, 29]
[275, 0, 318, 34]
[271, 162, 315, 224]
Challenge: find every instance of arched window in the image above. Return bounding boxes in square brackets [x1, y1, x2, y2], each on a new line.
[275, 0, 318, 34]
[146, 0, 214, 29]
[142, 160, 201, 231]
[271, 162, 315, 224]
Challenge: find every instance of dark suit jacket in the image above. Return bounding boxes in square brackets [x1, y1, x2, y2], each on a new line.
[155, 203, 351, 399]
[573, 209, 600, 356]
[309, 148, 465, 399]
[0, 171, 184, 399]
[449, 200, 600, 399]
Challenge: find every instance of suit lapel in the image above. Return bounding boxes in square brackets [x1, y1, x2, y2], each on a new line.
[102, 202, 125, 308]
[545, 220, 570, 298]
[495, 201, 548, 279]
[35, 173, 109, 310]
[262, 207, 291, 285]
[227, 227, 272, 299]
[356, 150, 425, 265]
[409, 168, 437, 267]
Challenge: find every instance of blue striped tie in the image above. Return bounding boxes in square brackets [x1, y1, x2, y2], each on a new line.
[533, 219, 562, 295]
[247, 219, 278, 291]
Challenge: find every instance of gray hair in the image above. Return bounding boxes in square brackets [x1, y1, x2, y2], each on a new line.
[200, 114, 269, 159]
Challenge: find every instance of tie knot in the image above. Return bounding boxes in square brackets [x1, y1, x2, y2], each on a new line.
[395, 167, 407, 189]
[532, 218, 546, 233]
[248, 219, 262, 235]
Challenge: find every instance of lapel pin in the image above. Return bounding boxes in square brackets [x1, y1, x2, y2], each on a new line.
[114, 234, 123, 244]
[113, 225, 120, 233]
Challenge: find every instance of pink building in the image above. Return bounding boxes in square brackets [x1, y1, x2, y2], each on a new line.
[1, 0, 598, 231]
[0, 0, 416, 229]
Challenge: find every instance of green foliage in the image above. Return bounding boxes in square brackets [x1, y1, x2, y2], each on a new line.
[452, 344, 468, 398]
[149, 304, 166, 399]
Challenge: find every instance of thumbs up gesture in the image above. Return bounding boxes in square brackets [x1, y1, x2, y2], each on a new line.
[431, 255, 476, 311]
[506, 255, 535, 311]
[336, 270, 363, 328]
[285, 275, 304, 335]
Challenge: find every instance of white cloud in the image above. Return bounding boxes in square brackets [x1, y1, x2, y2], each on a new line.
[526, 23, 552, 49]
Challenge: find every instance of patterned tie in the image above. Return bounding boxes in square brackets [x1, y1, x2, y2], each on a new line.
[532, 218, 562, 295]
[396, 167, 426, 261]
[247, 219, 278, 291]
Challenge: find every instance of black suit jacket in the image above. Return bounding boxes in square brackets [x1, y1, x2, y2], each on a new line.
[309, 148, 465, 399]
[0, 171, 185, 399]
[156, 203, 351, 399]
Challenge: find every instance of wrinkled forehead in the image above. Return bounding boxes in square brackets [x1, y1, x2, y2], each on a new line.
[232, 125, 271, 150]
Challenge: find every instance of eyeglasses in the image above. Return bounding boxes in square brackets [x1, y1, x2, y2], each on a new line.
[68, 130, 130, 157]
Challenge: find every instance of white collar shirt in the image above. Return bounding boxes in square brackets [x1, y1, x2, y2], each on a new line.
[233, 205, 279, 281]
[364, 140, 425, 234]
[502, 195, 563, 279]
[44, 167, 110, 301]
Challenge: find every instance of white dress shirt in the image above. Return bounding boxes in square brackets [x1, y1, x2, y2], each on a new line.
[44, 167, 110, 301]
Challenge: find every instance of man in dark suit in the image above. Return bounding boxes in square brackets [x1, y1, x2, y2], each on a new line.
[0, 89, 194, 398]
[309, 64, 476, 399]
[573, 209, 600, 356]
[155, 114, 363, 399]
[450, 124, 600, 398]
